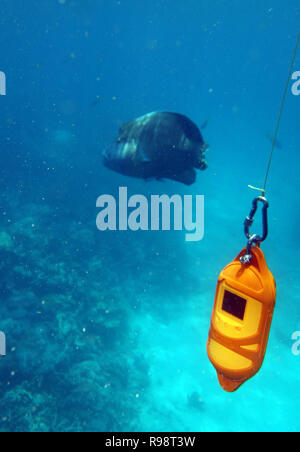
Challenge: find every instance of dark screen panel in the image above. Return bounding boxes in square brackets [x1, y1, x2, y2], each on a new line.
[222, 290, 247, 320]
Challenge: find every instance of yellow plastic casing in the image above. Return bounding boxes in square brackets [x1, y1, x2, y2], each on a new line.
[207, 246, 276, 392]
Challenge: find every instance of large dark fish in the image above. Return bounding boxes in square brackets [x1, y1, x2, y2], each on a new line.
[103, 112, 208, 185]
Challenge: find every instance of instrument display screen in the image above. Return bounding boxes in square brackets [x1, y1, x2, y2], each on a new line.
[222, 290, 247, 320]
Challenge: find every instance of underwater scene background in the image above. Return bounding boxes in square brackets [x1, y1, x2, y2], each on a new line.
[0, 0, 299, 432]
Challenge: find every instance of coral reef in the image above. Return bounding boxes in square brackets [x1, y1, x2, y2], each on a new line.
[0, 202, 148, 432]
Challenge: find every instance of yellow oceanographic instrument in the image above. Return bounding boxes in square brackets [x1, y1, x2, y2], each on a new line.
[207, 197, 276, 392]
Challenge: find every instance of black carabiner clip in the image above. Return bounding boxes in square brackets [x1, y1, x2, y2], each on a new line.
[244, 196, 269, 243]
[240, 196, 269, 264]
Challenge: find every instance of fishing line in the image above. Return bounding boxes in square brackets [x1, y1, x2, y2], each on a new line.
[250, 32, 300, 196]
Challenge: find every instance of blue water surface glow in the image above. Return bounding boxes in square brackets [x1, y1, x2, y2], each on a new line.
[0, 0, 299, 432]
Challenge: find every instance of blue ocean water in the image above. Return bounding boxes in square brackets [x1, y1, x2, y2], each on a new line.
[0, 0, 299, 432]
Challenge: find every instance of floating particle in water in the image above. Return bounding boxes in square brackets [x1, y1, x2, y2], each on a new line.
[187, 391, 205, 411]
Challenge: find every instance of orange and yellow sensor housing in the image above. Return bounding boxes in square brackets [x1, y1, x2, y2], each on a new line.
[207, 245, 276, 392]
